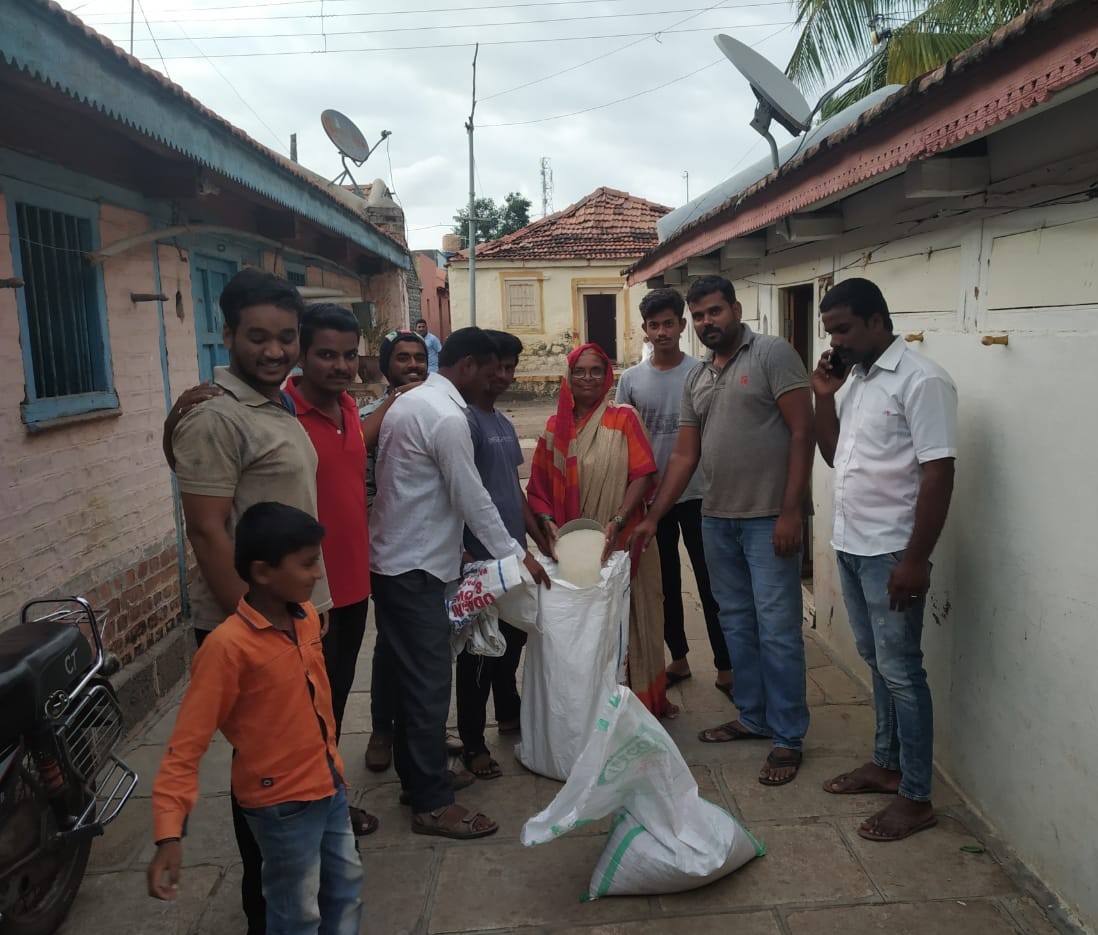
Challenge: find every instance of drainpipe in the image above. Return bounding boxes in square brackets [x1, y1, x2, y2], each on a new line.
[151, 243, 190, 617]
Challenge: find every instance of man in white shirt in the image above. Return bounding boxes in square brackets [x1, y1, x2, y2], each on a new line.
[370, 327, 549, 839]
[812, 277, 958, 843]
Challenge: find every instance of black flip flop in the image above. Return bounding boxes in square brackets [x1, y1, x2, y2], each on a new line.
[665, 670, 692, 687]
[349, 806, 379, 836]
[758, 749, 803, 786]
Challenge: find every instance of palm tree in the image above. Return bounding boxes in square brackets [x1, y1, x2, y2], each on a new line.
[786, 0, 1033, 117]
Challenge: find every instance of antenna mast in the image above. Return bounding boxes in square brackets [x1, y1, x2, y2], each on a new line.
[466, 44, 479, 327]
[539, 157, 554, 218]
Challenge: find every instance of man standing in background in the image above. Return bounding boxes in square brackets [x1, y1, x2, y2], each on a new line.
[415, 318, 443, 373]
[616, 288, 733, 700]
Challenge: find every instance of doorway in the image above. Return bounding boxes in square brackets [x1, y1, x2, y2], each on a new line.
[780, 283, 815, 581]
[190, 254, 237, 382]
[584, 294, 617, 361]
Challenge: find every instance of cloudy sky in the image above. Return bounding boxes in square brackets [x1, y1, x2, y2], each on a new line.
[58, 0, 808, 251]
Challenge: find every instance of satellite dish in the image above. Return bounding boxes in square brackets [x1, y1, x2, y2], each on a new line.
[320, 109, 392, 196]
[715, 34, 812, 170]
[322, 109, 371, 163]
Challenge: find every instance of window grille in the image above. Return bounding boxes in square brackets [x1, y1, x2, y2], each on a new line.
[15, 203, 107, 400]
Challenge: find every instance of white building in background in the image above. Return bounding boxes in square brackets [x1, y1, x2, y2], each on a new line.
[628, 0, 1098, 928]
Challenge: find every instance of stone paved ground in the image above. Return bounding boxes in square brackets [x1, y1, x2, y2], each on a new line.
[64, 400, 1074, 935]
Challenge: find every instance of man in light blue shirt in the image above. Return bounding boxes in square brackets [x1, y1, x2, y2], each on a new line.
[415, 318, 443, 373]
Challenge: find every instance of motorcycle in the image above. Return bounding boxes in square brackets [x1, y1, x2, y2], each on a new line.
[0, 598, 139, 935]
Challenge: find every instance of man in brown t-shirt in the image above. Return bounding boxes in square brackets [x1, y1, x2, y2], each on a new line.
[631, 275, 814, 787]
[170, 268, 330, 935]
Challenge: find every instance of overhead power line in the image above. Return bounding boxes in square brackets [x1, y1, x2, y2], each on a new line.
[110, 21, 794, 59]
[111, 4, 792, 41]
[482, 22, 789, 127]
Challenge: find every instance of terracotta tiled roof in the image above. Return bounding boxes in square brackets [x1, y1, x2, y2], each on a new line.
[8, 0, 407, 255]
[452, 188, 671, 263]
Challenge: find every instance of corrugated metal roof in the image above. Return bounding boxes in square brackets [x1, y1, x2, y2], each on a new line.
[2, 0, 410, 269]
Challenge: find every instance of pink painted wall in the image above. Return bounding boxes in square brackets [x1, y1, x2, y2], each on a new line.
[0, 197, 199, 656]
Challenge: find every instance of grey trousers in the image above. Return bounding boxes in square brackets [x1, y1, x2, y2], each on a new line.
[370, 569, 454, 813]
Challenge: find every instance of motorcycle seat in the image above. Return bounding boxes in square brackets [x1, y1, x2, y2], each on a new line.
[0, 621, 93, 742]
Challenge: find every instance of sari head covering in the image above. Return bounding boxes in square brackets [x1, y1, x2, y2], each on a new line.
[540, 342, 614, 523]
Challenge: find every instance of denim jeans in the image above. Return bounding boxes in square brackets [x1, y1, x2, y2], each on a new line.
[836, 550, 934, 801]
[242, 783, 363, 935]
[701, 515, 808, 750]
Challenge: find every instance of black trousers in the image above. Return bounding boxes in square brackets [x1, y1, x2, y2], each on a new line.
[655, 498, 732, 671]
[321, 598, 369, 739]
[194, 627, 265, 935]
[370, 570, 454, 812]
[455, 620, 527, 755]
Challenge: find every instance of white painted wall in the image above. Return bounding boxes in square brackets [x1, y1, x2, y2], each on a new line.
[730, 201, 1098, 927]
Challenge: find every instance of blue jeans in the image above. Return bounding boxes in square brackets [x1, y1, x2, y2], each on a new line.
[701, 515, 808, 750]
[836, 550, 933, 801]
[242, 783, 363, 935]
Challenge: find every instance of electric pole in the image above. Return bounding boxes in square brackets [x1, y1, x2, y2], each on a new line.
[683, 170, 690, 202]
[540, 157, 554, 218]
[466, 44, 479, 326]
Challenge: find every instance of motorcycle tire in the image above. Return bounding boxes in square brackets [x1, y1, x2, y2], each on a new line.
[0, 753, 93, 935]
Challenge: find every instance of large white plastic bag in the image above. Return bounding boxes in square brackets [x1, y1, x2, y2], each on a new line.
[446, 556, 524, 629]
[492, 559, 540, 633]
[522, 685, 763, 897]
[514, 550, 630, 780]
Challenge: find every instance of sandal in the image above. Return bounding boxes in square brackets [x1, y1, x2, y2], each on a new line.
[412, 804, 498, 840]
[665, 670, 692, 687]
[348, 806, 379, 836]
[463, 751, 503, 780]
[698, 720, 769, 744]
[823, 769, 899, 796]
[758, 748, 803, 787]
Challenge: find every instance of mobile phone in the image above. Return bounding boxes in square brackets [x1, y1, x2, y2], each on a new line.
[828, 348, 847, 379]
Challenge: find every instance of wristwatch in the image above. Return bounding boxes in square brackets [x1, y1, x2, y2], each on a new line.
[610, 514, 626, 531]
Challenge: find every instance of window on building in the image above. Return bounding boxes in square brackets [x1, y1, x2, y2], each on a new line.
[504, 278, 540, 330]
[285, 262, 307, 286]
[9, 187, 117, 424]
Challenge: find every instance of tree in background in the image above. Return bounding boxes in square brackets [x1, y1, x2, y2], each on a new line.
[787, 0, 1031, 117]
[452, 192, 532, 247]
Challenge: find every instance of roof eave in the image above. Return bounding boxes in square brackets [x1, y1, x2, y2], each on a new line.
[4, 0, 410, 271]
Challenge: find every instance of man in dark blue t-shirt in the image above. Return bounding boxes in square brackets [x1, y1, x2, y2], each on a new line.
[456, 331, 550, 780]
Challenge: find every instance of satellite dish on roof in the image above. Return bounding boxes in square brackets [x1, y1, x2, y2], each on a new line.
[320, 109, 392, 197]
[715, 34, 812, 170]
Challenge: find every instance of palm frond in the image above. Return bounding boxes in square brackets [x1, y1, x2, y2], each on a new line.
[884, 27, 988, 84]
[914, 0, 1031, 32]
[819, 53, 889, 118]
[785, 0, 882, 95]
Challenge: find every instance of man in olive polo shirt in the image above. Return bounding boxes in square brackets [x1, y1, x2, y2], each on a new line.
[170, 268, 331, 935]
[632, 275, 815, 787]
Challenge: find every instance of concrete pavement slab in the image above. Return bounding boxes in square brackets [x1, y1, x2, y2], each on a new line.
[657, 821, 878, 913]
[785, 899, 1025, 934]
[362, 847, 439, 935]
[546, 912, 783, 934]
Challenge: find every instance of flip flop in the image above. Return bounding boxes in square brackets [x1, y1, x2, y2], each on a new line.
[823, 771, 899, 795]
[858, 813, 938, 842]
[758, 749, 803, 787]
[412, 805, 498, 840]
[698, 721, 769, 743]
[714, 681, 734, 702]
[348, 806, 379, 836]
[665, 670, 692, 687]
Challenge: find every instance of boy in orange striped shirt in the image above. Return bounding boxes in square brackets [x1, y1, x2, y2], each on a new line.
[147, 502, 363, 935]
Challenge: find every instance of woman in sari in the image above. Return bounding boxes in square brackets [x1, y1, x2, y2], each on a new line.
[527, 342, 676, 719]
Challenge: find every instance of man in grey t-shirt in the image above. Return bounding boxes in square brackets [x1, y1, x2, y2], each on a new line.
[616, 288, 732, 699]
[631, 275, 815, 787]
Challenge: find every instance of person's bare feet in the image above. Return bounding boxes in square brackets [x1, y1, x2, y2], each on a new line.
[823, 761, 901, 795]
[858, 795, 937, 841]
